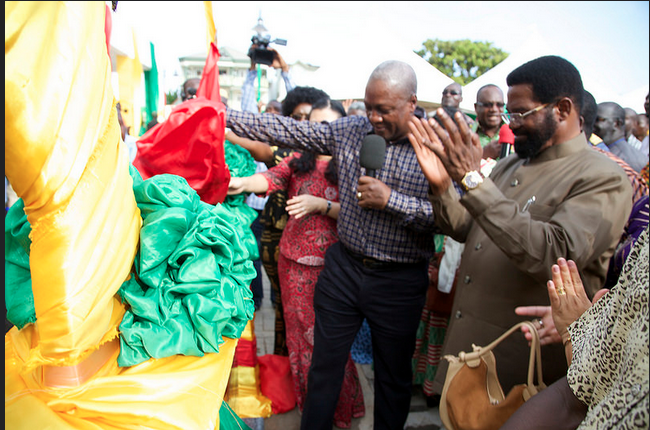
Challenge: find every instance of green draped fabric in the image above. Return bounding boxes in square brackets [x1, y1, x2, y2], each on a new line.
[4, 144, 260, 367]
[221, 139, 259, 220]
[4, 198, 35, 330]
[117, 164, 257, 366]
[219, 400, 253, 430]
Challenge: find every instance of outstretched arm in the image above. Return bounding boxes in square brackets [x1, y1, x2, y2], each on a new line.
[227, 174, 269, 196]
[225, 129, 273, 163]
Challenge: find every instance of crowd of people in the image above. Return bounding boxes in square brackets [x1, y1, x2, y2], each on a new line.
[223, 52, 649, 429]
[5, 3, 649, 430]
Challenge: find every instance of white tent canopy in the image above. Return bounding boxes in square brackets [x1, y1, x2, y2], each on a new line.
[293, 23, 455, 109]
[306, 49, 455, 109]
[458, 25, 641, 113]
[617, 84, 649, 114]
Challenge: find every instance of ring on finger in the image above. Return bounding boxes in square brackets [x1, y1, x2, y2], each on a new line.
[536, 318, 544, 329]
[357, 191, 362, 200]
[556, 287, 566, 296]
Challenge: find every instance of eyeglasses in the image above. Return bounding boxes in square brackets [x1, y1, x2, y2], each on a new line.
[476, 101, 505, 109]
[442, 90, 459, 96]
[290, 113, 310, 121]
[501, 103, 551, 124]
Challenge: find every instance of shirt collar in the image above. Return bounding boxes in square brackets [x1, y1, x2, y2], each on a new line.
[529, 132, 590, 164]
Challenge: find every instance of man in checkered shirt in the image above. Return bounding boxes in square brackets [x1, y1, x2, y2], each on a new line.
[227, 60, 439, 430]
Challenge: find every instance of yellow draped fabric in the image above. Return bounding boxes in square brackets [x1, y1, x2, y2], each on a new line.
[5, 2, 242, 428]
[5, 0, 140, 372]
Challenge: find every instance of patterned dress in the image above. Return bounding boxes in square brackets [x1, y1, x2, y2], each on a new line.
[261, 146, 294, 356]
[411, 234, 452, 398]
[567, 226, 649, 429]
[263, 153, 365, 428]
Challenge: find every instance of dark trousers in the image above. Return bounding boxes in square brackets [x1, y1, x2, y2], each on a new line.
[261, 224, 288, 356]
[300, 242, 429, 430]
[249, 210, 264, 310]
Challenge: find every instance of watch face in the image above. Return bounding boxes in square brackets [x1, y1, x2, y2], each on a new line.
[463, 171, 482, 190]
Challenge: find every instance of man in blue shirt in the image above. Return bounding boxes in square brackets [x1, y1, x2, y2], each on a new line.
[594, 101, 647, 172]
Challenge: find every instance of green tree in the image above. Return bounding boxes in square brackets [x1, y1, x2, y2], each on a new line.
[165, 90, 178, 105]
[415, 39, 508, 86]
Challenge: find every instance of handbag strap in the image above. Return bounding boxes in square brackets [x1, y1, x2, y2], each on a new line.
[460, 321, 544, 390]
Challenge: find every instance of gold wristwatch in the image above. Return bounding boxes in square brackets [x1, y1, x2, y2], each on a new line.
[461, 170, 483, 191]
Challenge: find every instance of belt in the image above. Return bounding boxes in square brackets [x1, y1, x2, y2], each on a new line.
[343, 246, 424, 270]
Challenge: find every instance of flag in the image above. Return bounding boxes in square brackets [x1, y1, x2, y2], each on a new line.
[143, 41, 160, 127]
[204, 0, 216, 48]
[133, 6, 229, 205]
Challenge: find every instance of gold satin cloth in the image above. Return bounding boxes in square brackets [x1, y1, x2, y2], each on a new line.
[5, 2, 242, 428]
[225, 318, 273, 419]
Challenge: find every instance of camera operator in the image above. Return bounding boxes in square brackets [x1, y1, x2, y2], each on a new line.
[243, 42, 293, 113]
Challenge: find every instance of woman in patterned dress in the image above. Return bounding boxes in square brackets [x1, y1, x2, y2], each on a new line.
[503, 226, 649, 429]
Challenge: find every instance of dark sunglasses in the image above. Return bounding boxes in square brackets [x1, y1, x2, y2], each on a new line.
[476, 101, 505, 109]
[442, 90, 459, 96]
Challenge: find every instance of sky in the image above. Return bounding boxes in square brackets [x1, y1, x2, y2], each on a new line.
[114, 1, 649, 111]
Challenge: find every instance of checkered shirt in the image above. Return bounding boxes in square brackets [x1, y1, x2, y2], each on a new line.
[226, 109, 439, 263]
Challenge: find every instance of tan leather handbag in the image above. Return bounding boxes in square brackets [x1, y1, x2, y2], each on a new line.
[439, 321, 547, 430]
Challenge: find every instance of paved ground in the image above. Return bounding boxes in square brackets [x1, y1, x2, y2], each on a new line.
[242, 268, 445, 430]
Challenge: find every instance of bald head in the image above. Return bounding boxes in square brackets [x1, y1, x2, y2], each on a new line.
[364, 60, 418, 142]
[367, 60, 417, 99]
[594, 102, 626, 144]
[442, 83, 463, 108]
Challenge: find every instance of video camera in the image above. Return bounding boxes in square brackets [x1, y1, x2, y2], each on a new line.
[249, 34, 287, 66]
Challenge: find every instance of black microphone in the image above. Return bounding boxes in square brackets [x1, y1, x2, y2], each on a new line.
[359, 135, 386, 178]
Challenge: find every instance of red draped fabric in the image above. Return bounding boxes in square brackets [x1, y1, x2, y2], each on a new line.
[132, 41, 229, 204]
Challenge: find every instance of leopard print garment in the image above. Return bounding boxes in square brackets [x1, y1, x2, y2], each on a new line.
[568, 226, 649, 429]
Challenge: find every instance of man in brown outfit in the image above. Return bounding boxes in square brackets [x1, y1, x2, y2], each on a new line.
[408, 55, 633, 396]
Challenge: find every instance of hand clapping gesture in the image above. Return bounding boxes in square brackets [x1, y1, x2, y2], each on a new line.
[408, 108, 483, 194]
[515, 258, 609, 349]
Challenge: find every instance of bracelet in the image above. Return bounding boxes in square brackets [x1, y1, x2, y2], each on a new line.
[325, 200, 332, 215]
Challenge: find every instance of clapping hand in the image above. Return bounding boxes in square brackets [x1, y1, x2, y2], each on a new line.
[425, 108, 483, 184]
[408, 116, 451, 194]
[515, 258, 609, 346]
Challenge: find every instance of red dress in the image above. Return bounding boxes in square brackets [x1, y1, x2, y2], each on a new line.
[263, 153, 365, 428]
